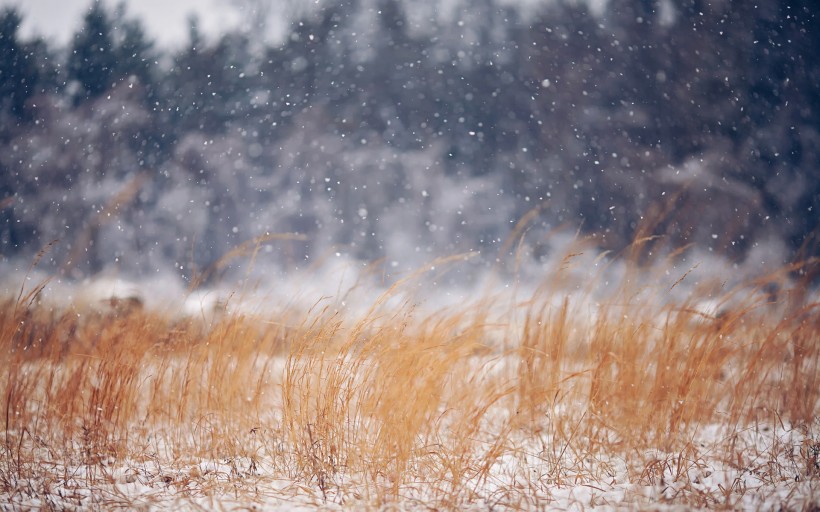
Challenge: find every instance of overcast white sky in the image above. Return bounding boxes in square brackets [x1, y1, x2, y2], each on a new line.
[1, 0, 612, 49]
[0, 0, 246, 48]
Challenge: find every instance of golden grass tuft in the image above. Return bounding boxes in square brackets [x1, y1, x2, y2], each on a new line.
[1, 247, 818, 510]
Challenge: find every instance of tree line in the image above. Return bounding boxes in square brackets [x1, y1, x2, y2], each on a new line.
[1, 0, 818, 277]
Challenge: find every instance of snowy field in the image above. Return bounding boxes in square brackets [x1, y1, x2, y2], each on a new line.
[1, 250, 818, 511]
[4, 416, 818, 510]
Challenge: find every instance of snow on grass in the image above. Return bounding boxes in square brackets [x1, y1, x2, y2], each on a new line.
[1, 250, 818, 510]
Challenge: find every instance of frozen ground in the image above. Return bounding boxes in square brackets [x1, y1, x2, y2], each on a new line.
[3, 401, 818, 510]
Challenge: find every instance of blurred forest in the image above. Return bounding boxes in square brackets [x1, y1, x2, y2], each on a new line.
[0, 0, 818, 281]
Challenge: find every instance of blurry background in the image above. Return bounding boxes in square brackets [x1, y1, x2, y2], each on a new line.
[0, 0, 817, 287]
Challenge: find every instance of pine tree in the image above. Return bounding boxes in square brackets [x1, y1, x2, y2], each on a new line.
[68, 2, 117, 101]
[0, 8, 40, 120]
[111, 5, 156, 91]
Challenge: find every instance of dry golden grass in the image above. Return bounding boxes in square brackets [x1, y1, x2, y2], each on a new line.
[1, 246, 819, 510]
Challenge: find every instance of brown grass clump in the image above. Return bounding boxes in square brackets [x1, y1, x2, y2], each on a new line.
[0, 247, 818, 510]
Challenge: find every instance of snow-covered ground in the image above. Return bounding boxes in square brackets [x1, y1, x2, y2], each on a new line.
[3, 402, 817, 510]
